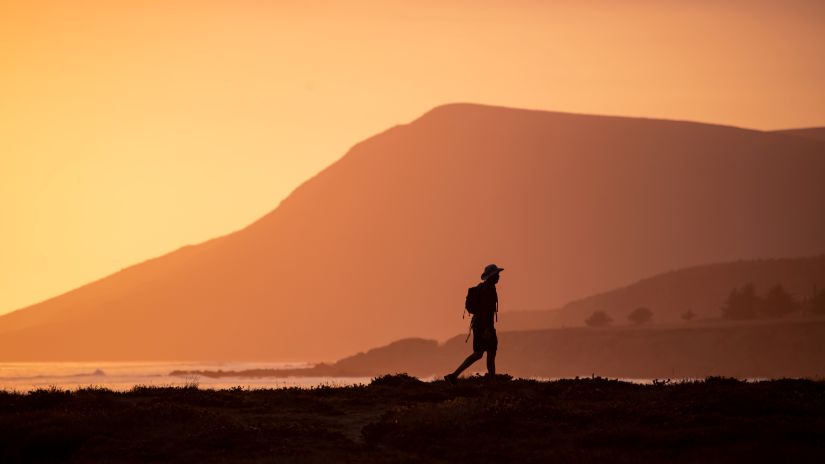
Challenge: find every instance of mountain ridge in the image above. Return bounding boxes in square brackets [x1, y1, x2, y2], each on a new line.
[772, 127, 825, 143]
[2, 103, 825, 361]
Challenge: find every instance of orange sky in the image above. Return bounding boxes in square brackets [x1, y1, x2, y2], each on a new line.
[2, 0, 824, 316]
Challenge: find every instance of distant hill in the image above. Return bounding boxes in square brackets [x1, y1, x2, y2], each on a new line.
[2, 103, 825, 361]
[332, 319, 825, 378]
[502, 255, 825, 329]
[451, 319, 825, 378]
[773, 127, 825, 143]
[175, 319, 825, 379]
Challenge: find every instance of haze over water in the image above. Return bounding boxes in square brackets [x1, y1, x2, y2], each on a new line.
[0, 362, 371, 392]
[1, 362, 724, 392]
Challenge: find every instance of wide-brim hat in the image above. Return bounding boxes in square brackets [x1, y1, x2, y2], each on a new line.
[481, 264, 504, 281]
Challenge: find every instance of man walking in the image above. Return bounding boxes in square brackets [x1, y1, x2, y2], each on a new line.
[445, 264, 503, 382]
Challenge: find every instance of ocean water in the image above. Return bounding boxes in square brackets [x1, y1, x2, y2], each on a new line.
[0, 362, 373, 392]
[0, 363, 739, 392]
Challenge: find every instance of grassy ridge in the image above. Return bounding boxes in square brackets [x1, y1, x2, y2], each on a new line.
[2, 376, 824, 463]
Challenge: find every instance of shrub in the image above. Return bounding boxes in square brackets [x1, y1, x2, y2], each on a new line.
[585, 310, 612, 327]
[809, 287, 825, 316]
[627, 307, 653, 325]
[370, 373, 423, 387]
[761, 284, 800, 318]
[721, 283, 760, 319]
[722, 283, 802, 319]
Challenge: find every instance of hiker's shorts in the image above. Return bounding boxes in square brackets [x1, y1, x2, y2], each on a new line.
[473, 327, 498, 353]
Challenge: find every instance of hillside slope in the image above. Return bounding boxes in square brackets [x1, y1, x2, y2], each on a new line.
[773, 127, 825, 143]
[2, 103, 825, 361]
[177, 319, 825, 379]
[502, 255, 825, 329]
[327, 319, 825, 378]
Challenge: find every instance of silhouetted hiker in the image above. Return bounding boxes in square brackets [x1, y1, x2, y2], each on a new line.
[445, 264, 503, 383]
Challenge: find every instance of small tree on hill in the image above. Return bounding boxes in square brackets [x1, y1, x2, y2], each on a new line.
[681, 309, 696, 322]
[810, 287, 825, 316]
[761, 284, 800, 318]
[627, 307, 653, 325]
[585, 310, 612, 327]
[721, 283, 761, 320]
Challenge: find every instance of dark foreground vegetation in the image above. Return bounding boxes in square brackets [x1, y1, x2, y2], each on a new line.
[2, 375, 824, 463]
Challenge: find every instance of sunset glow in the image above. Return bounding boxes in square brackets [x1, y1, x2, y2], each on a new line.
[2, 0, 824, 316]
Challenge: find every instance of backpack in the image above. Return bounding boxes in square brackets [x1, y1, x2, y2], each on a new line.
[465, 284, 483, 315]
[463, 283, 498, 342]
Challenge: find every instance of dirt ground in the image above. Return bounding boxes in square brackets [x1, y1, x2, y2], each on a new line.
[2, 375, 824, 463]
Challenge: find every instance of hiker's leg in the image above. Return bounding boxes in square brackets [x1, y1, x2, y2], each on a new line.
[486, 349, 496, 375]
[452, 351, 484, 376]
